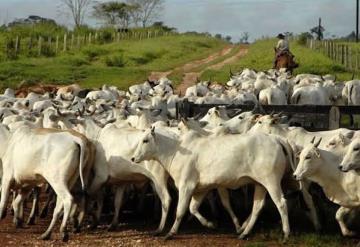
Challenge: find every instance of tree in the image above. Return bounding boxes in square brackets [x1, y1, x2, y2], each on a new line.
[225, 35, 232, 42]
[93, 1, 131, 28]
[239, 32, 249, 43]
[126, 0, 164, 27]
[59, 0, 93, 28]
[214, 34, 222, 39]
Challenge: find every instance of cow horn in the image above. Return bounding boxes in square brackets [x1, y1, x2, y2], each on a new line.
[310, 137, 316, 144]
[230, 67, 234, 77]
[334, 75, 337, 82]
[314, 138, 322, 148]
[196, 77, 200, 83]
[193, 112, 203, 120]
[352, 73, 355, 80]
[56, 107, 65, 117]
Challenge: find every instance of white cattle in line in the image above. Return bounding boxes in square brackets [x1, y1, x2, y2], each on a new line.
[342, 80, 360, 105]
[0, 127, 93, 241]
[291, 85, 332, 105]
[293, 138, 360, 237]
[259, 86, 287, 105]
[132, 128, 292, 241]
[199, 106, 230, 129]
[73, 119, 170, 233]
[339, 138, 360, 172]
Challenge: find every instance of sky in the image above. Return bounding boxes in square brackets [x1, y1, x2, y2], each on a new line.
[0, 0, 357, 41]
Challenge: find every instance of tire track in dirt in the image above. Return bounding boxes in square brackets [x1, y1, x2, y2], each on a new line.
[148, 45, 248, 96]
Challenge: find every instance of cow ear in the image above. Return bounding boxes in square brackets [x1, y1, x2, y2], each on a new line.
[339, 134, 346, 144]
[151, 126, 155, 136]
[314, 149, 321, 158]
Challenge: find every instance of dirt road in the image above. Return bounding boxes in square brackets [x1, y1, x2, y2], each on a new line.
[148, 45, 248, 96]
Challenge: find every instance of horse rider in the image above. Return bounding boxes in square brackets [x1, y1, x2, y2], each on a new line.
[273, 33, 291, 68]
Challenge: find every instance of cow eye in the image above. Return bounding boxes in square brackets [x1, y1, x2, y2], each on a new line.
[329, 142, 335, 146]
[238, 116, 243, 120]
[305, 156, 311, 160]
[354, 147, 360, 151]
[258, 121, 262, 124]
[143, 140, 149, 143]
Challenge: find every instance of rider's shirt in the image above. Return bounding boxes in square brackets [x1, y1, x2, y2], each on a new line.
[276, 39, 289, 52]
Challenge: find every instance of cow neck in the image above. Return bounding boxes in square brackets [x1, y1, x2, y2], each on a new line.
[85, 119, 102, 143]
[309, 150, 345, 194]
[154, 131, 179, 172]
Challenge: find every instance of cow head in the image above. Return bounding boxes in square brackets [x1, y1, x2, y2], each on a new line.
[339, 138, 360, 172]
[293, 137, 322, 180]
[132, 126, 157, 163]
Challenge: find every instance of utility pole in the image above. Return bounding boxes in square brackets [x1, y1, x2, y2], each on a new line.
[318, 18, 322, 40]
[357, 0, 359, 42]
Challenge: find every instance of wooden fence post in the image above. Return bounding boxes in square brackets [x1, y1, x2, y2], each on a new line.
[89, 33, 92, 44]
[357, 50, 360, 71]
[63, 34, 67, 52]
[14, 36, 19, 55]
[329, 106, 340, 130]
[38, 36, 42, 56]
[70, 34, 74, 50]
[55, 36, 59, 54]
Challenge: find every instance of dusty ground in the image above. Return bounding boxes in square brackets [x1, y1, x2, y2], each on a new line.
[148, 45, 248, 96]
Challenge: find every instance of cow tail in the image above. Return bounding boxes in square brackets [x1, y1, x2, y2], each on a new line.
[278, 138, 296, 172]
[71, 136, 86, 194]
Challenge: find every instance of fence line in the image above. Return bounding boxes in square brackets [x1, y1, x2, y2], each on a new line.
[3, 30, 175, 59]
[304, 38, 360, 72]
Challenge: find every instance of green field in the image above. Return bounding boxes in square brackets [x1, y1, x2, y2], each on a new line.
[0, 34, 226, 90]
[201, 39, 359, 83]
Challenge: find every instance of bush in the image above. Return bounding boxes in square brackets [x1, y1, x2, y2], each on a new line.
[60, 56, 90, 67]
[105, 54, 126, 67]
[82, 46, 109, 61]
[298, 32, 313, 46]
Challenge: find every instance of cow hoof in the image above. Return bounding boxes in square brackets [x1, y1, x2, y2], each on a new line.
[0, 210, 7, 220]
[61, 231, 69, 242]
[39, 233, 51, 241]
[282, 237, 289, 244]
[164, 234, 174, 240]
[207, 222, 217, 229]
[152, 229, 162, 236]
[14, 218, 23, 228]
[238, 233, 248, 240]
[344, 231, 357, 237]
[88, 223, 98, 230]
[27, 217, 36, 226]
[107, 224, 117, 232]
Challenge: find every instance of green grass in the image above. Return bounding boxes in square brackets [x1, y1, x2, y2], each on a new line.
[201, 39, 359, 83]
[0, 34, 227, 90]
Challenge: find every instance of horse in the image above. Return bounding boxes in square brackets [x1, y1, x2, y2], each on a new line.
[274, 48, 299, 74]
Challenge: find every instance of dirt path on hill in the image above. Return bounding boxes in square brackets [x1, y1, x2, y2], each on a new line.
[148, 45, 249, 96]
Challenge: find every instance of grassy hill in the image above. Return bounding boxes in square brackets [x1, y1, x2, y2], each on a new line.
[201, 39, 358, 83]
[0, 34, 227, 90]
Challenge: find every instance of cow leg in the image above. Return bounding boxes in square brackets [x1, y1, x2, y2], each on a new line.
[27, 187, 40, 225]
[40, 189, 55, 218]
[300, 182, 321, 231]
[217, 188, 241, 234]
[40, 197, 63, 240]
[109, 186, 126, 231]
[75, 196, 87, 233]
[335, 206, 356, 237]
[165, 184, 195, 239]
[12, 191, 27, 228]
[0, 176, 13, 219]
[189, 191, 216, 229]
[59, 191, 74, 242]
[149, 182, 171, 235]
[238, 185, 267, 239]
[266, 184, 290, 242]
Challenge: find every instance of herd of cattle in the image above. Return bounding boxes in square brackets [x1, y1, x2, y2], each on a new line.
[1, 68, 360, 242]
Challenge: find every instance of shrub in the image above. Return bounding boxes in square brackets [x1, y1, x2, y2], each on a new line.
[82, 46, 109, 61]
[105, 54, 126, 67]
[60, 56, 90, 67]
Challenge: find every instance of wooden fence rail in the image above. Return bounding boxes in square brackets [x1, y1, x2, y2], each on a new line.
[3, 30, 174, 59]
[305, 38, 360, 72]
[176, 100, 360, 131]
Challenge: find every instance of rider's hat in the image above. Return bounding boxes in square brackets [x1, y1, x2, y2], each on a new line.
[277, 33, 285, 39]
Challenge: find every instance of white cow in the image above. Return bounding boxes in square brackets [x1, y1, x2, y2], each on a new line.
[342, 80, 360, 105]
[259, 86, 287, 105]
[293, 138, 360, 237]
[0, 127, 93, 241]
[132, 128, 292, 241]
